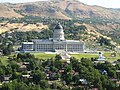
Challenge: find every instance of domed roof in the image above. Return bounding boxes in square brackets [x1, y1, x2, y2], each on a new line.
[55, 23, 63, 29]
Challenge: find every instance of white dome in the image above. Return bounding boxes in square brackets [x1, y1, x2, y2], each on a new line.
[53, 23, 65, 41]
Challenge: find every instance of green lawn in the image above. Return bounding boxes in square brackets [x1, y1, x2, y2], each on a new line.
[0, 56, 9, 66]
[33, 53, 98, 60]
[70, 52, 120, 61]
[32, 53, 56, 59]
[1, 52, 120, 66]
[33, 52, 120, 61]
[103, 52, 120, 61]
[70, 53, 98, 60]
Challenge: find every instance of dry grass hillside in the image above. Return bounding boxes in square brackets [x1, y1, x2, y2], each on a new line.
[1, 0, 119, 20]
[9, 1, 71, 20]
[74, 22, 111, 40]
[0, 0, 119, 45]
[0, 22, 48, 34]
[0, 3, 22, 18]
[51, 0, 120, 19]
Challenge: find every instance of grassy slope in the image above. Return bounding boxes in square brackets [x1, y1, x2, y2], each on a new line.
[33, 52, 120, 61]
[104, 52, 120, 61]
[71, 53, 120, 61]
[70, 53, 98, 60]
[33, 53, 56, 59]
[0, 56, 9, 65]
[1, 52, 120, 66]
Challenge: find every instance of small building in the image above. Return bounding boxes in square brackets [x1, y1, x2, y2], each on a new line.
[21, 75, 33, 81]
[101, 70, 107, 75]
[18, 65, 27, 72]
[21, 42, 34, 51]
[116, 80, 120, 86]
[79, 79, 88, 85]
[110, 78, 120, 86]
[116, 70, 120, 74]
[3, 75, 11, 83]
[23, 62, 30, 65]
[97, 52, 106, 61]
[22, 75, 30, 78]
[0, 50, 2, 56]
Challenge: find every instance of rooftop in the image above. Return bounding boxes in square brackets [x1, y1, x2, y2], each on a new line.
[55, 23, 63, 29]
[22, 42, 34, 44]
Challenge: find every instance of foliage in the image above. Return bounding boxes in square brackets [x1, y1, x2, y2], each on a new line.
[2, 43, 14, 55]
[0, 52, 120, 90]
[99, 37, 111, 46]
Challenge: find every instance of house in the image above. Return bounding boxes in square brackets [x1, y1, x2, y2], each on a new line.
[44, 66, 50, 72]
[59, 70, 65, 73]
[23, 62, 30, 65]
[97, 52, 105, 62]
[0, 50, 2, 56]
[101, 70, 107, 75]
[49, 72, 58, 80]
[21, 75, 33, 81]
[18, 65, 27, 72]
[27, 71, 32, 74]
[116, 81, 120, 86]
[79, 79, 88, 85]
[89, 88, 98, 90]
[116, 70, 120, 74]
[3, 75, 11, 83]
[110, 78, 120, 86]
[22, 75, 30, 78]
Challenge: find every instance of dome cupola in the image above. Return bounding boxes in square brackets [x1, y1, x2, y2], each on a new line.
[53, 23, 65, 41]
[55, 23, 63, 29]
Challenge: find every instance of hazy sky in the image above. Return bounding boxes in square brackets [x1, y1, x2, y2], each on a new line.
[80, 0, 120, 8]
[0, 0, 119, 8]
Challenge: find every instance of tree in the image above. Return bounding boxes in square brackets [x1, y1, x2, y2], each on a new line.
[3, 48, 11, 55]
[2, 43, 14, 55]
[8, 43, 14, 52]
[108, 69, 117, 78]
[14, 82, 28, 90]
[73, 75, 80, 84]
[50, 66, 58, 72]
[51, 82, 63, 89]
[2, 83, 13, 90]
[39, 80, 49, 89]
[33, 70, 46, 84]
[70, 57, 78, 67]
[64, 65, 72, 72]
[99, 37, 111, 46]
[17, 53, 35, 60]
[5, 65, 12, 75]
[54, 60, 63, 69]
[11, 72, 21, 80]
[9, 61, 20, 71]
[81, 58, 93, 68]
[55, 54, 62, 60]
[0, 68, 5, 76]
[64, 73, 73, 85]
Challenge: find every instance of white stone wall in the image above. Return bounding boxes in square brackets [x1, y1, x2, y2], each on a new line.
[30, 40, 85, 52]
[22, 44, 34, 51]
[21, 24, 85, 52]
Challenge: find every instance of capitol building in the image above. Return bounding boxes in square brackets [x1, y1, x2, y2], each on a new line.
[21, 23, 85, 52]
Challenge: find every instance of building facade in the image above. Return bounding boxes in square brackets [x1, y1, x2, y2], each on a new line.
[21, 23, 85, 52]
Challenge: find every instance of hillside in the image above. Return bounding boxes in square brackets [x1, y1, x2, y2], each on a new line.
[0, 0, 120, 20]
[7, 1, 71, 19]
[51, 0, 120, 19]
[0, 22, 48, 34]
[0, 0, 120, 48]
[0, 3, 22, 18]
